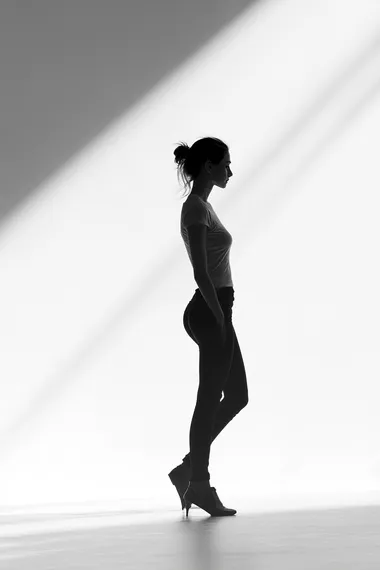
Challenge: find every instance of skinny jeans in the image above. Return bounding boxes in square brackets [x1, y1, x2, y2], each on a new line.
[182, 286, 248, 482]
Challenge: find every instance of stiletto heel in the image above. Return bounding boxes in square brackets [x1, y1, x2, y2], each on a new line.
[185, 500, 192, 517]
[168, 462, 192, 511]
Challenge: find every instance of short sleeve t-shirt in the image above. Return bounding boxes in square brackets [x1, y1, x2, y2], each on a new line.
[180, 194, 233, 289]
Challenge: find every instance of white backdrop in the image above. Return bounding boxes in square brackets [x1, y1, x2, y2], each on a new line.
[0, 0, 380, 515]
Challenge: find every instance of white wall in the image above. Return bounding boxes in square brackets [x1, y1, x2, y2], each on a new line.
[0, 0, 380, 515]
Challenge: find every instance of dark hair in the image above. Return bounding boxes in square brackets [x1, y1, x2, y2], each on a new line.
[173, 136, 229, 199]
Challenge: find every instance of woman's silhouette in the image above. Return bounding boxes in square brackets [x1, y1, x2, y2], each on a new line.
[168, 137, 249, 516]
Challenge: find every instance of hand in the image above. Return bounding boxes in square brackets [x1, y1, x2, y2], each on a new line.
[216, 313, 227, 344]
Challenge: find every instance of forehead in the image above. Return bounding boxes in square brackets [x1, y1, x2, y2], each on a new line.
[224, 151, 231, 162]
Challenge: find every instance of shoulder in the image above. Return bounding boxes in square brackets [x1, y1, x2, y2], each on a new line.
[182, 196, 211, 228]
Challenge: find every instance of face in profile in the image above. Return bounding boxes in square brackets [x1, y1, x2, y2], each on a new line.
[191, 150, 233, 200]
[213, 151, 233, 188]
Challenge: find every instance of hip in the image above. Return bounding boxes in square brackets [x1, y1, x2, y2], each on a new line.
[190, 285, 235, 321]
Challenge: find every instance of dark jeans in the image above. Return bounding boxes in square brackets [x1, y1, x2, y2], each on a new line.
[182, 286, 248, 482]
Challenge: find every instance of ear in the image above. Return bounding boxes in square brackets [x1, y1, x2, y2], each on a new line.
[205, 159, 213, 173]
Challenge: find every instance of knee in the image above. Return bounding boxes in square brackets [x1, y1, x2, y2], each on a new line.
[228, 394, 248, 414]
[240, 395, 249, 411]
[237, 385, 249, 411]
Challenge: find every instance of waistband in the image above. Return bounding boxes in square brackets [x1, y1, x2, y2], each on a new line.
[194, 285, 235, 305]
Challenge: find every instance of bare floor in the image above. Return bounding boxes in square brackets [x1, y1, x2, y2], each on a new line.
[1, 504, 380, 569]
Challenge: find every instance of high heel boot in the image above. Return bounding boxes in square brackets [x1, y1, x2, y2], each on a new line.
[168, 461, 191, 511]
[183, 482, 237, 517]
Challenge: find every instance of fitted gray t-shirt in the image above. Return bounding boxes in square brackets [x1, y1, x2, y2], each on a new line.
[180, 194, 233, 288]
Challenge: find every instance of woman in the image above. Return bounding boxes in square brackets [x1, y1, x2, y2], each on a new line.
[168, 137, 249, 517]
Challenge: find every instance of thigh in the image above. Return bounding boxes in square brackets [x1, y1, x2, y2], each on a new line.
[184, 291, 236, 396]
[222, 324, 249, 405]
[196, 318, 235, 399]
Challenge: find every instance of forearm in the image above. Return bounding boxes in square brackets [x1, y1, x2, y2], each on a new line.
[194, 272, 223, 320]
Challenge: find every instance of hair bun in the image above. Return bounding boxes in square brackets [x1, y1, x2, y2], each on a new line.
[174, 144, 190, 163]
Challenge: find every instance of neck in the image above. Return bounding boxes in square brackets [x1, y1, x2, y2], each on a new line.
[191, 190, 209, 202]
[191, 181, 213, 202]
